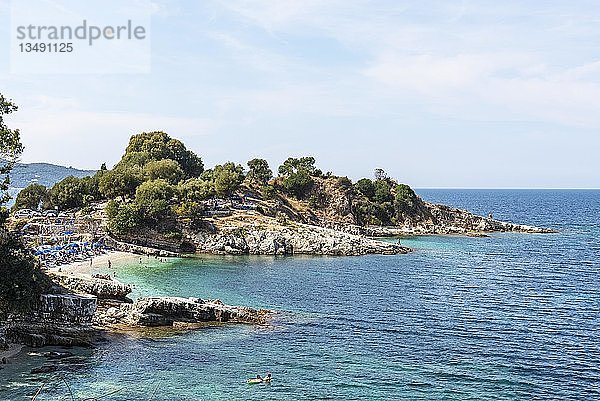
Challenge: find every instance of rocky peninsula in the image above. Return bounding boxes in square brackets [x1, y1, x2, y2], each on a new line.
[0, 269, 269, 356]
[2, 132, 557, 364]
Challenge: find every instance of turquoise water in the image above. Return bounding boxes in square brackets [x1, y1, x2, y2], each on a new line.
[1, 190, 599, 400]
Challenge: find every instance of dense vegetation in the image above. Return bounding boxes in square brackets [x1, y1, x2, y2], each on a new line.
[14, 130, 421, 236]
[352, 175, 421, 225]
[0, 95, 50, 318]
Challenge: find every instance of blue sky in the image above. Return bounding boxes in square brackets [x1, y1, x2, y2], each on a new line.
[1, 0, 599, 188]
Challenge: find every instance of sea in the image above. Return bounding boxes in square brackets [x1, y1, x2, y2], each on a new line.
[1, 189, 599, 400]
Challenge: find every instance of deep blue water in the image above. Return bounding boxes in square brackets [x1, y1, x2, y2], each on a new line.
[1, 190, 599, 400]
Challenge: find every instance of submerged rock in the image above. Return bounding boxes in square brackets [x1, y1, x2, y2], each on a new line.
[31, 364, 59, 374]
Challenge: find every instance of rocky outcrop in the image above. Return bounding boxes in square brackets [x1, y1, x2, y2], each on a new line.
[49, 273, 132, 300]
[5, 294, 98, 348]
[185, 220, 410, 256]
[361, 202, 557, 236]
[96, 297, 270, 327]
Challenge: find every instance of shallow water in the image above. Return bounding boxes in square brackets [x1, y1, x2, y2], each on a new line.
[1, 190, 599, 400]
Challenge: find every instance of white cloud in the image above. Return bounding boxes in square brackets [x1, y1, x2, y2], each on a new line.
[364, 51, 600, 127]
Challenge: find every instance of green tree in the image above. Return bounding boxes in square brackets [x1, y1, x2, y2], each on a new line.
[0, 94, 50, 318]
[12, 183, 48, 211]
[247, 158, 273, 185]
[48, 176, 85, 210]
[144, 159, 184, 184]
[337, 176, 353, 190]
[80, 175, 101, 206]
[278, 156, 321, 177]
[178, 178, 214, 202]
[118, 131, 204, 178]
[355, 178, 375, 200]
[134, 179, 175, 221]
[374, 179, 393, 203]
[277, 157, 322, 198]
[211, 162, 245, 197]
[0, 95, 23, 207]
[48, 175, 100, 210]
[99, 168, 142, 201]
[282, 169, 313, 198]
[374, 168, 388, 181]
[394, 184, 418, 213]
[105, 200, 141, 236]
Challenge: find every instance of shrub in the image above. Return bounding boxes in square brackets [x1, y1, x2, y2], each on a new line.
[12, 183, 48, 211]
[0, 229, 51, 318]
[106, 201, 141, 236]
[210, 162, 245, 197]
[355, 178, 375, 200]
[144, 159, 184, 184]
[135, 179, 175, 221]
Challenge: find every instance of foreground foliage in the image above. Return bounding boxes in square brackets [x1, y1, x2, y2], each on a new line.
[0, 94, 50, 318]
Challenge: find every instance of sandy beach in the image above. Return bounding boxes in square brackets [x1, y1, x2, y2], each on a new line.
[47, 251, 139, 275]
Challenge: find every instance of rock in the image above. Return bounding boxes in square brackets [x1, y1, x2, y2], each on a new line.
[49, 273, 132, 300]
[43, 351, 74, 360]
[0, 326, 7, 351]
[362, 202, 557, 236]
[185, 220, 410, 256]
[96, 297, 270, 327]
[31, 365, 58, 374]
[5, 293, 98, 348]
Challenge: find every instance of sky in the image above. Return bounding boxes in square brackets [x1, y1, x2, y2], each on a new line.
[0, 0, 599, 188]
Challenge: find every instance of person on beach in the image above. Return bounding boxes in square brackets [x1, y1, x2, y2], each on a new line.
[108, 260, 112, 269]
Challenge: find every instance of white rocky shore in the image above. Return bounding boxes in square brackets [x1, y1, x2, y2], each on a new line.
[185, 221, 410, 256]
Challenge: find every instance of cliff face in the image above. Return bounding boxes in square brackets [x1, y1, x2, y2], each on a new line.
[3, 273, 270, 351]
[5, 293, 98, 347]
[185, 217, 409, 256]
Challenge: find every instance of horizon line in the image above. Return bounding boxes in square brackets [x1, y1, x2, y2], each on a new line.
[415, 187, 600, 190]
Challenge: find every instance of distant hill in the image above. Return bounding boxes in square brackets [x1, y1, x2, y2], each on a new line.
[9, 162, 96, 189]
